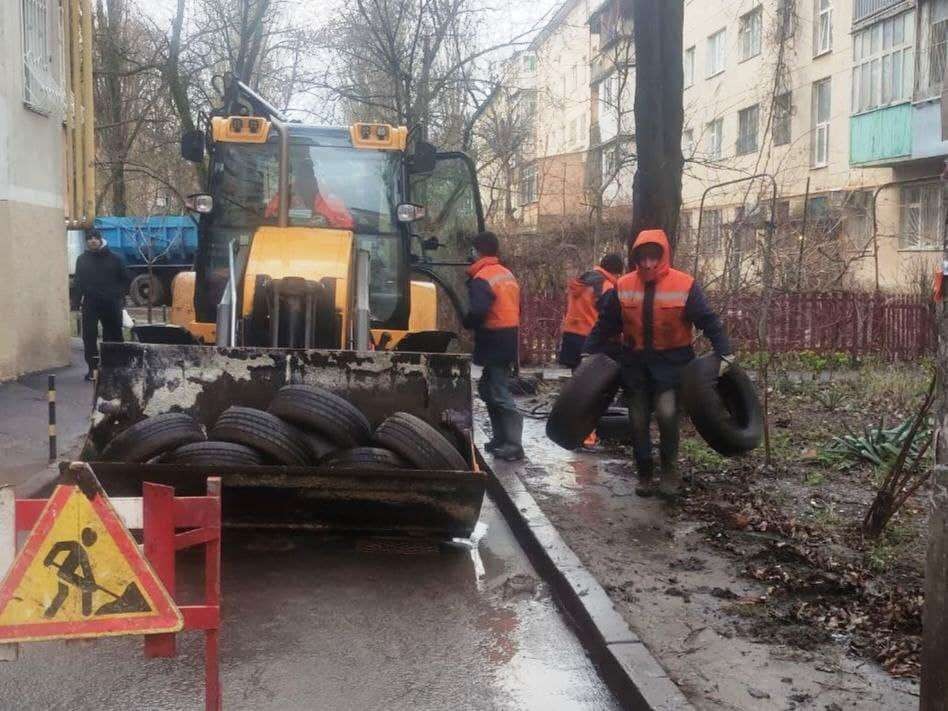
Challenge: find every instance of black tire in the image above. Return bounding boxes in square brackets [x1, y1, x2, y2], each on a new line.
[597, 407, 632, 443]
[321, 447, 408, 470]
[294, 428, 337, 464]
[680, 354, 763, 456]
[210, 406, 309, 466]
[164, 441, 264, 466]
[268, 385, 371, 447]
[373, 412, 468, 471]
[101, 412, 205, 463]
[546, 354, 622, 449]
[129, 273, 166, 307]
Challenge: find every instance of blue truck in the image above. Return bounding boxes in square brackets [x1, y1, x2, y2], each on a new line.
[68, 215, 199, 307]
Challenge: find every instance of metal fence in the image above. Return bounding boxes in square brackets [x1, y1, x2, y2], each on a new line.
[518, 290, 934, 366]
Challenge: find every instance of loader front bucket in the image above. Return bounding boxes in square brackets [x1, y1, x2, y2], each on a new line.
[83, 342, 484, 540]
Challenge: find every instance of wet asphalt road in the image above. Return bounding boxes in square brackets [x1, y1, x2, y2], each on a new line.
[0, 497, 618, 711]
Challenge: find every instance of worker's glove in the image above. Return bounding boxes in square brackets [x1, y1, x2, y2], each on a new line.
[718, 354, 736, 377]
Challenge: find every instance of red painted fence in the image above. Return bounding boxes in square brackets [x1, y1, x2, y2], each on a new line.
[519, 291, 934, 366]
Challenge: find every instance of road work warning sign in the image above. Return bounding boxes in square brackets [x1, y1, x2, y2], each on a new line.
[0, 467, 182, 642]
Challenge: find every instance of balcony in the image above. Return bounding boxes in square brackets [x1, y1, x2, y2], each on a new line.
[850, 104, 913, 165]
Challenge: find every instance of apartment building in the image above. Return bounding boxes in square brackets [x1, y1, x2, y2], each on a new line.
[681, 0, 946, 291]
[477, 0, 596, 228]
[0, 0, 70, 379]
[477, 0, 948, 291]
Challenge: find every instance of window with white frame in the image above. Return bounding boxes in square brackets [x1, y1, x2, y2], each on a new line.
[520, 163, 538, 205]
[900, 183, 944, 249]
[773, 92, 792, 145]
[919, 0, 948, 98]
[814, 0, 833, 56]
[682, 128, 694, 157]
[852, 10, 915, 113]
[579, 112, 586, 139]
[571, 64, 579, 89]
[707, 117, 723, 158]
[22, 0, 53, 112]
[707, 28, 726, 77]
[812, 77, 831, 166]
[737, 104, 759, 155]
[739, 6, 763, 61]
[523, 53, 537, 72]
[603, 74, 614, 106]
[700, 209, 724, 253]
[684, 46, 695, 87]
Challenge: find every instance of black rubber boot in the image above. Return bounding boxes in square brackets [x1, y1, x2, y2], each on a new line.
[634, 459, 657, 497]
[493, 409, 524, 462]
[484, 405, 505, 453]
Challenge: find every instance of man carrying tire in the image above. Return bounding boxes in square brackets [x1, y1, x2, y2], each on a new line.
[558, 253, 624, 448]
[463, 231, 524, 462]
[585, 229, 734, 497]
[75, 228, 130, 381]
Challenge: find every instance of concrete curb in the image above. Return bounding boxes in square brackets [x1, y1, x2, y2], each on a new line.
[486, 458, 694, 711]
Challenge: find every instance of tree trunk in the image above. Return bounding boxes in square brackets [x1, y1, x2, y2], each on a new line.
[630, 0, 684, 258]
[921, 178, 948, 711]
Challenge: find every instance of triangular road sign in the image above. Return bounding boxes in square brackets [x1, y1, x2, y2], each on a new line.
[0, 465, 183, 642]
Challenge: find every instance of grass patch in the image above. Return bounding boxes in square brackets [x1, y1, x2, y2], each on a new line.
[680, 437, 728, 469]
[804, 471, 826, 486]
[865, 523, 914, 573]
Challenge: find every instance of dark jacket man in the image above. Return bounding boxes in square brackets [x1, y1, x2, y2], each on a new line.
[585, 229, 733, 497]
[75, 230, 129, 379]
[462, 231, 524, 462]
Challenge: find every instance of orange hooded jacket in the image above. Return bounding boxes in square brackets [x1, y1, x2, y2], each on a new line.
[561, 266, 618, 337]
[616, 230, 695, 351]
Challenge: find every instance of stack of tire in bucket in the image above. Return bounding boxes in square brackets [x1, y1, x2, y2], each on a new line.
[98, 384, 469, 471]
[547, 353, 763, 456]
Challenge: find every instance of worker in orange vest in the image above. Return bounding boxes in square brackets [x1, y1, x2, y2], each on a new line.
[264, 160, 355, 230]
[558, 253, 624, 369]
[585, 229, 734, 497]
[463, 231, 524, 462]
[558, 253, 624, 447]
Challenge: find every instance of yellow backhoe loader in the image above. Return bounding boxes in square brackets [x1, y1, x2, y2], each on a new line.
[83, 78, 487, 540]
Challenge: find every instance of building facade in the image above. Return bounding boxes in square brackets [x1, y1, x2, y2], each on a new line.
[0, 0, 70, 379]
[476, 0, 948, 291]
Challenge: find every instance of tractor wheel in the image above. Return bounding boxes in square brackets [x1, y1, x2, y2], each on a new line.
[129, 273, 166, 307]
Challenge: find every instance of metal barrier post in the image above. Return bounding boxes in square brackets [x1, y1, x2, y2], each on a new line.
[47, 376, 56, 462]
[144, 483, 176, 658]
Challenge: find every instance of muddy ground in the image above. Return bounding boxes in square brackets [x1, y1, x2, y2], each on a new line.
[491, 358, 929, 710]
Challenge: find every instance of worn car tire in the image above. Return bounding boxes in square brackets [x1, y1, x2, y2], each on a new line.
[546, 354, 622, 449]
[287, 426, 337, 464]
[321, 447, 408, 470]
[210, 406, 309, 466]
[596, 407, 632, 444]
[164, 441, 264, 466]
[680, 354, 763, 456]
[373, 412, 468, 471]
[101, 412, 205, 463]
[268, 385, 371, 448]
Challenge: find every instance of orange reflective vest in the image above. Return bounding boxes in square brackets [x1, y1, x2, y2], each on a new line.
[467, 257, 520, 329]
[616, 269, 695, 350]
[561, 267, 617, 337]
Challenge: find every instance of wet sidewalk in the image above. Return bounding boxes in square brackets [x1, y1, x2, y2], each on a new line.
[0, 338, 91, 491]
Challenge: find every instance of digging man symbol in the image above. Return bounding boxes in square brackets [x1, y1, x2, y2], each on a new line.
[42, 526, 150, 618]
